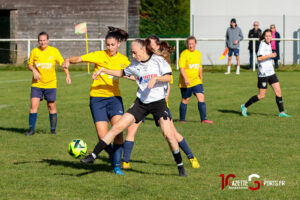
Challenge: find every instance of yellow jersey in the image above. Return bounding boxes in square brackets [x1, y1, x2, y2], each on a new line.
[178, 49, 202, 88]
[28, 46, 64, 88]
[81, 50, 130, 97]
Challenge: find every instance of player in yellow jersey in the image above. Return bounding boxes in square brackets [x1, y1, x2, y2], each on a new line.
[26, 32, 71, 136]
[62, 27, 129, 175]
[121, 36, 200, 169]
[179, 36, 213, 124]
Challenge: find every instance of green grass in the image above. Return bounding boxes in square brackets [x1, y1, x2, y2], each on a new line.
[0, 70, 299, 199]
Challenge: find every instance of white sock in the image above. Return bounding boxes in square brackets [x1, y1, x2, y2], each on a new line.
[227, 66, 231, 72]
[91, 153, 96, 159]
[236, 66, 240, 73]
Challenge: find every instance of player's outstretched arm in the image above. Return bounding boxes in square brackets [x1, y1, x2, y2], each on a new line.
[92, 68, 123, 80]
[62, 56, 83, 69]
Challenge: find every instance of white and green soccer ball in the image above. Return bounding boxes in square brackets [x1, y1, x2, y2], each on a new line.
[67, 139, 87, 159]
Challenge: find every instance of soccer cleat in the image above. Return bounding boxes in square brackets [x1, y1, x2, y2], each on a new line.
[51, 130, 56, 134]
[201, 120, 213, 124]
[236, 71, 240, 75]
[179, 121, 186, 123]
[279, 112, 292, 117]
[241, 104, 248, 117]
[113, 166, 124, 175]
[178, 166, 187, 177]
[189, 157, 200, 168]
[224, 71, 231, 75]
[26, 130, 35, 136]
[121, 161, 131, 169]
[80, 154, 95, 164]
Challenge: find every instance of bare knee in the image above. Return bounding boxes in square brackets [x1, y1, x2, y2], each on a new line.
[182, 98, 189, 104]
[257, 94, 265, 100]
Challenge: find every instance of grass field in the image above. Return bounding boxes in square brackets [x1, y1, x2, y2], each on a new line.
[0, 69, 299, 199]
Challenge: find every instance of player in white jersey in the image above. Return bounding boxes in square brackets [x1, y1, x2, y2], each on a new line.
[240, 29, 291, 117]
[80, 39, 187, 176]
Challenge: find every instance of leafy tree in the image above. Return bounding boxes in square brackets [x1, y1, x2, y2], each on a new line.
[139, 0, 190, 38]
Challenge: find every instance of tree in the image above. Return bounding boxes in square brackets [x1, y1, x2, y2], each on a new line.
[139, 0, 190, 38]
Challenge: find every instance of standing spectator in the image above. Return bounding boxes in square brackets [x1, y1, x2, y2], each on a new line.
[248, 21, 262, 70]
[225, 18, 243, 75]
[270, 24, 280, 69]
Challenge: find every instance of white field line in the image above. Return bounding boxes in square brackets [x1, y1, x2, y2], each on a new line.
[0, 72, 89, 84]
[0, 104, 11, 109]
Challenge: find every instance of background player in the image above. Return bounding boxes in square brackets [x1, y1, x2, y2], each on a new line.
[26, 32, 71, 136]
[240, 29, 291, 117]
[62, 27, 130, 175]
[179, 36, 213, 124]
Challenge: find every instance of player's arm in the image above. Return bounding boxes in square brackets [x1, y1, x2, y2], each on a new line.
[199, 67, 203, 83]
[257, 53, 277, 61]
[166, 83, 171, 102]
[148, 73, 171, 89]
[92, 68, 123, 80]
[28, 64, 40, 80]
[62, 56, 82, 68]
[63, 66, 71, 85]
[180, 68, 190, 86]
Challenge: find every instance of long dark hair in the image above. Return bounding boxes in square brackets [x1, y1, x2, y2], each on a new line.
[260, 29, 272, 42]
[106, 26, 128, 42]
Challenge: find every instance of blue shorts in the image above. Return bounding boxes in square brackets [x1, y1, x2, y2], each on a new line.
[180, 84, 204, 99]
[90, 96, 124, 122]
[167, 108, 173, 121]
[31, 87, 56, 102]
[228, 48, 239, 57]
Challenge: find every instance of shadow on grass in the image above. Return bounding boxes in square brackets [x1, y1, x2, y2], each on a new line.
[218, 109, 273, 116]
[14, 159, 176, 177]
[0, 127, 49, 135]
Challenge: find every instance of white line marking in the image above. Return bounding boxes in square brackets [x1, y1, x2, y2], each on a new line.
[0, 104, 11, 109]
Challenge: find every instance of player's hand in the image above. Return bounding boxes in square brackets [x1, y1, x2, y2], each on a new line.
[270, 52, 277, 58]
[184, 78, 190, 86]
[148, 77, 157, 89]
[233, 40, 238, 45]
[92, 68, 103, 80]
[33, 70, 40, 80]
[66, 76, 71, 85]
[62, 59, 70, 69]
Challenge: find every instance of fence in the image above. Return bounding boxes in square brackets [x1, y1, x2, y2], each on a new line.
[1, 38, 300, 70]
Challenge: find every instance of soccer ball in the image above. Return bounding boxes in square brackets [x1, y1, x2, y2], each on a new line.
[67, 139, 87, 159]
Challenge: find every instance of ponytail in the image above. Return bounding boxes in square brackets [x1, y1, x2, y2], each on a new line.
[106, 26, 128, 42]
[132, 39, 153, 56]
[154, 41, 175, 65]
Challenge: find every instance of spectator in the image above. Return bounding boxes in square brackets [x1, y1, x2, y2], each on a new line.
[270, 24, 280, 69]
[248, 21, 262, 70]
[225, 18, 243, 75]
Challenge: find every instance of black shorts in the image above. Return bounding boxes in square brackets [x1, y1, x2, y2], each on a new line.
[257, 74, 279, 89]
[127, 98, 170, 127]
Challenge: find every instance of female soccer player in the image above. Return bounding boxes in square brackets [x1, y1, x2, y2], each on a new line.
[122, 38, 200, 170]
[81, 39, 188, 176]
[26, 32, 71, 136]
[179, 36, 213, 124]
[62, 27, 130, 175]
[240, 29, 291, 117]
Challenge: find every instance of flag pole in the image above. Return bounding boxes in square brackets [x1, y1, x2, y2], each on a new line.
[85, 32, 90, 74]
